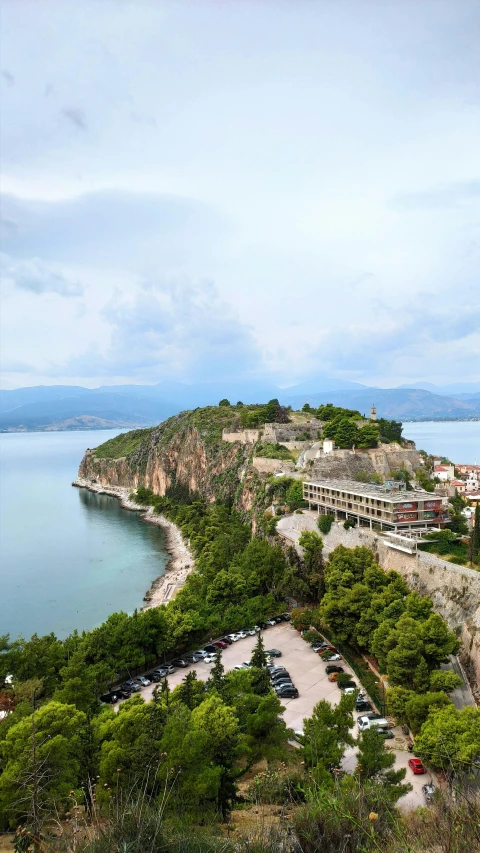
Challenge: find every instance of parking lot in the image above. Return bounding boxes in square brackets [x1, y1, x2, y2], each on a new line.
[116, 621, 434, 808]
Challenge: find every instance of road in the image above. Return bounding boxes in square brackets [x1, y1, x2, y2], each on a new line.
[117, 622, 428, 809]
[442, 655, 476, 710]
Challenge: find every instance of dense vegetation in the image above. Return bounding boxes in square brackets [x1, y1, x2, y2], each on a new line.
[2, 479, 479, 851]
[93, 428, 155, 459]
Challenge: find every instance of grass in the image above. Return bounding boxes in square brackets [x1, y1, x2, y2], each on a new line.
[93, 428, 155, 459]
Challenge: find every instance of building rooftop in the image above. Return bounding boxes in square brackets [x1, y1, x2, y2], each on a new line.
[304, 478, 438, 504]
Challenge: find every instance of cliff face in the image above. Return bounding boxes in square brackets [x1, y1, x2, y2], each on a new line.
[78, 409, 257, 510]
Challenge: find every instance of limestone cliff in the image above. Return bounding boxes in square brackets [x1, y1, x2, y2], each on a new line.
[78, 408, 262, 513]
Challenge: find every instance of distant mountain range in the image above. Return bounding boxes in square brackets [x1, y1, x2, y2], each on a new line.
[1, 378, 479, 431]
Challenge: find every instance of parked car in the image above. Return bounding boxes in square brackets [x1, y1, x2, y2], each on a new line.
[204, 644, 219, 654]
[319, 646, 338, 654]
[338, 681, 356, 690]
[253, 625, 262, 632]
[121, 681, 140, 692]
[203, 654, 218, 664]
[136, 675, 151, 687]
[293, 730, 304, 741]
[364, 712, 383, 720]
[245, 628, 256, 636]
[233, 663, 250, 671]
[267, 618, 277, 626]
[185, 653, 203, 663]
[149, 672, 164, 683]
[194, 650, 209, 658]
[376, 728, 394, 739]
[171, 659, 189, 668]
[162, 665, 176, 675]
[258, 621, 270, 630]
[422, 783, 436, 803]
[355, 700, 372, 712]
[271, 672, 291, 683]
[220, 636, 233, 644]
[212, 641, 228, 649]
[408, 758, 425, 775]
[266, 649, 282, 657]
[325, 665, 344, 675]
[270, 668, 289, 677]
[275, 685, 299, 698]
[100, 692, 118, 704]
[343, 687, 358, 695]
[236, 631, 248, 639]
[324, 653, 342, 662]
[280, 613, 291, 621]
[227, 634, 240, 642]
[242, 661, 252, 668]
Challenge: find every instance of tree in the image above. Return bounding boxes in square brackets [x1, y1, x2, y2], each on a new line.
[356, 728, 410, 802]
[0, 701, 87, 831]
[285, 481, 306, 510]
[299, 531, 325, 600]
[404, 691, 451, 735]
[174, 671, 205, 709]
[207, 651, 226, 696]
[414, 705, 480, 775]
[250, 633, 268, 670]
[429, 670, 463, 694]
[218, 399, 230, 406]
[318, 514, 335, 535]
[303, 695, 355, 784]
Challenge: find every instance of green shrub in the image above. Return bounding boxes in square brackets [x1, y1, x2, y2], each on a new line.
[318, 514, 335, 535]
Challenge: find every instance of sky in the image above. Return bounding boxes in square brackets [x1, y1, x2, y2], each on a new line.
[1, 0, 479, 391]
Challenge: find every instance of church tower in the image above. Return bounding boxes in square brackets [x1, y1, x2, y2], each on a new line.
[370, 403, 377, 421]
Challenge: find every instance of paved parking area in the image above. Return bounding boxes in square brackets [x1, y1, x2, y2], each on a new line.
[119, 622, 432, 808]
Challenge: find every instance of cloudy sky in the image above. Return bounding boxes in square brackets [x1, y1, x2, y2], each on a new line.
[1, 0, 479, 390]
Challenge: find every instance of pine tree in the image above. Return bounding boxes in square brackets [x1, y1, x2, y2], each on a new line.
[208, 651, 225, 696]
[356, 728, 410, 803]
[250, 634, 268, 669]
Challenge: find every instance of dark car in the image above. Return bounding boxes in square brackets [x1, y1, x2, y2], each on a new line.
[258, 621, 270, 630]
[270, 669, 290, 679]
[275, 685, 299, 698]
[220, 636, 233, 645]
[266, 649, 282, 657]
[213, 640, 228, 649]
[365, 712, 383, 720]
[204, 644, 219, 654]
[272, 679, 294, 689]
[325, 665, 344, 674]
[100, 692, 119, 704]
[149, 672, 165, 683]
[355, 700, 372, 712]
[271, 673, 292, 684]
[281, 612, 291, 621]
[337, 680, 356, 690]
[273, 616, 283, 623]
[171, 659, 189, 668]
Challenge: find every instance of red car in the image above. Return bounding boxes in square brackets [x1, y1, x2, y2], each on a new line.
[319, 647, 337, 655]
[213, 640, 228, 649]
[408, 758, 425, 775]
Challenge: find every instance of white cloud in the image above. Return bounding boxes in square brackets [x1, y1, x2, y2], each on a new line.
[1, 0, 480, 389]
[1, 253, 83, 296]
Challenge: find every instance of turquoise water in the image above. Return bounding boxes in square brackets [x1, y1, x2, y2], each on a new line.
[402, 420, 480, 463]
[0, 431, 168, 641]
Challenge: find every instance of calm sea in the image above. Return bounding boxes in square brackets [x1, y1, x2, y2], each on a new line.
[402, 420, 480, 463]
[0, 431, 168, 642]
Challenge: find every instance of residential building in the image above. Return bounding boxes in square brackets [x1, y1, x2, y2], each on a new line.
[434, 463, 455, 482]
[303, 478, 447, 531]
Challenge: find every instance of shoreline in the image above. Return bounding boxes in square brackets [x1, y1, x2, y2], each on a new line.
[73, 477, 194, 607]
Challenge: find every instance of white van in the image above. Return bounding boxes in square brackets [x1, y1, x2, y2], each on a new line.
[357, 716, 389, 731]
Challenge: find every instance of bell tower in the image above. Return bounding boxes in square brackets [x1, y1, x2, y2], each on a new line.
[370, 403, 377, 421]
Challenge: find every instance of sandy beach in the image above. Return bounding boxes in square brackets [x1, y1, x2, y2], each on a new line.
[73, 477, 195, 606]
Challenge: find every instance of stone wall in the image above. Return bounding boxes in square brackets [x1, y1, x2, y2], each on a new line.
[221, 428, 261, 444]
[263, 420, 322, 442]
[251, 457, 296, 475]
